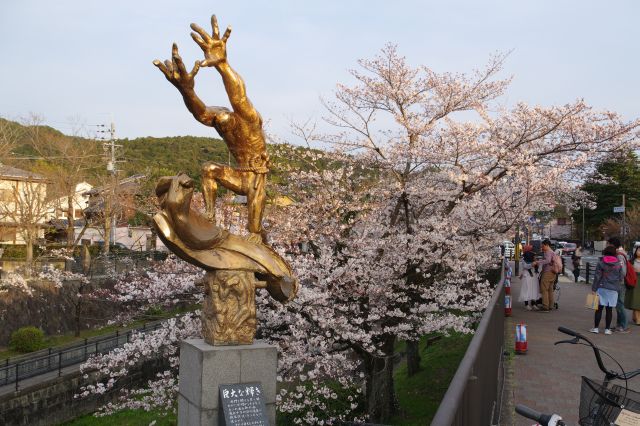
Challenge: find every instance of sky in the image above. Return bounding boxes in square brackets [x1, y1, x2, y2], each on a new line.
[1, 0, 639, 142]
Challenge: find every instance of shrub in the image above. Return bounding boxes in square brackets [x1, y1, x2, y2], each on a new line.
[145, 305, 164, 317]
[10, 326, 45, 353]
[0, 244, 28, 259]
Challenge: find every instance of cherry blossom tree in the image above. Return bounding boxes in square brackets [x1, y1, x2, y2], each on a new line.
[264, 45, 639, 421]
[105, 255, 203, 308]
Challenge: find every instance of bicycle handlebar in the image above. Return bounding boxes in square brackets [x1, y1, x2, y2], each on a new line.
[516, 404, 564, 426]
[557, 326, 580, 338]
[557, 326, 632, 380]
[557, 326, 613, 378]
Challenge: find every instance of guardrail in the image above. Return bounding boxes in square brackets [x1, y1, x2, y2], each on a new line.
[560, 256, 597, 284]
[0, 251, 168, 280]
[431, 264, 505, 426]
[0, 321, 164, 391]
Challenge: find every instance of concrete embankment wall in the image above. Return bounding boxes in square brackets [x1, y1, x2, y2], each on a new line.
[0, 358, 169, 426]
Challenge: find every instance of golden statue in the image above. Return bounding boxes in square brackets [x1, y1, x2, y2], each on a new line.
[153, 15, 267, 243]
[152, 16, 297, 346]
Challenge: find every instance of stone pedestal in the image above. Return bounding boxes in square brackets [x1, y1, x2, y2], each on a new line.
[177, 339, 277, 426]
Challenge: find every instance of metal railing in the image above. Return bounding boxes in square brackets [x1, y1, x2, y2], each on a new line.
[0, 321, 164, 391]
[0, 250, 168, 281]
[585, 261, 597, 284]
[431, 265, 506, 426]
[560, 256, 596, 284]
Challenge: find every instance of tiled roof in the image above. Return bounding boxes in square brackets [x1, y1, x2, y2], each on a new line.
[0, 164, 46, 181]
[84, 174, 146, 195]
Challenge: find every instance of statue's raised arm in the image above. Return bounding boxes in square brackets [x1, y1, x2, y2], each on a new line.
[153, 43, 221, 127]
[153, 14, 268, 242]
[190, 15, 260, 124]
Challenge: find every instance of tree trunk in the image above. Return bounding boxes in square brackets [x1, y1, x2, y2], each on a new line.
[149, 226, 157, 250]
[24, 233, 34, 278]
[406, 339, 422, 376]
[103, 212, 111, 254]
[75, 303, 82, 337]
[26, 235, 34, 265]
[75, 285, 83, 337]
[82, 243, 91, 275]
[66, 195, 75, 248]
[364, 335, 398, 423]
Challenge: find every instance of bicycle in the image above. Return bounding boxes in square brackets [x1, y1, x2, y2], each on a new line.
[516, 326, 640, 425]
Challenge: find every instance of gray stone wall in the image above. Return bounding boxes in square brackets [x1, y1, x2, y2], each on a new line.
[0, 277, 117, 346]
[0, 358, 170, 426]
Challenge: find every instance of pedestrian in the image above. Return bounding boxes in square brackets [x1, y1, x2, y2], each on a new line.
[534, 239, 556, 312]
[607, 237, 630, 333]
[518, 246, 540, 310]
[625, 246, 640, 325]
[590, 245, 623, 334]
[575, 245, 583, 258]
[572, 251, 581, 283]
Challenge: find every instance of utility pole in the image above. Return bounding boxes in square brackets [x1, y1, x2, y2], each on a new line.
[514, 223, 521, 275]
[98, 120, 120, 254]
[582, 205, 585, 249]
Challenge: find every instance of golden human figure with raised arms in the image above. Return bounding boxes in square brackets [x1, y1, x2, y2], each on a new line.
[151, 15, 297, 346]
[154, 15, 268, 243]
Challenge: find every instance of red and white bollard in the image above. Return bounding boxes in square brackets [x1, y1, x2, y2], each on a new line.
[515, 323, 528, 354]
[504, 263, 513, 317]
[504, 294, 512, 317]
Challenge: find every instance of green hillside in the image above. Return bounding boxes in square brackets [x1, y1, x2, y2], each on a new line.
[1, 119, 330, 190]
[118, 135, 230, 188]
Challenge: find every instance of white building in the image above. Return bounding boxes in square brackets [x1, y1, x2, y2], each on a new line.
[0, 165, 50, 245]
[50, 181, 93, 221]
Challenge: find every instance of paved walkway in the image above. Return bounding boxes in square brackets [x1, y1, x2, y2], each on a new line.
[505, 271, 640, 425]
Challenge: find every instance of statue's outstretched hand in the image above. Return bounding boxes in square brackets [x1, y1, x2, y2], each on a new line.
[190, 15, 232, 67]
[153, 43, 200, 91]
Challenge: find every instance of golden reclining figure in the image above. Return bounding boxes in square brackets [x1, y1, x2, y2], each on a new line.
[153, 173, 297, 303]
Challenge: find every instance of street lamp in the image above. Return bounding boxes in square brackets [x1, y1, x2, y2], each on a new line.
[511, 190, 522, 274]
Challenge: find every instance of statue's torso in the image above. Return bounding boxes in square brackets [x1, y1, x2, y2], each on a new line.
[212, 112, 266, 167]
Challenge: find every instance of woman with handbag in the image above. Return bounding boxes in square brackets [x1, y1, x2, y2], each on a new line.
[626, 246, 640, 325]
[590, 246, 623, 334]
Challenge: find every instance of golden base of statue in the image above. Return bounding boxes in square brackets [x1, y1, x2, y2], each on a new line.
[202, 270, 261, 345]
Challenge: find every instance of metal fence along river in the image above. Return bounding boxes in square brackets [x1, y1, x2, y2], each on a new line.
[0, 321, 164, 391]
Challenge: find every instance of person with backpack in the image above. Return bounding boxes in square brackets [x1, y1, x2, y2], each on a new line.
[625, 246, 640, 325]
[534, 239, 559, 312]
[607, 237, 630, 333]
[590, 245, 623, 334]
